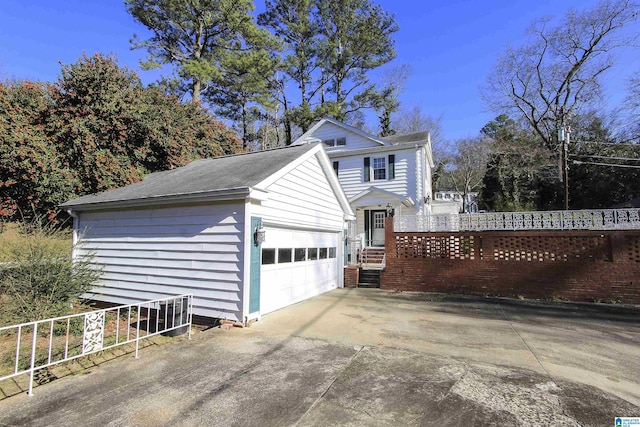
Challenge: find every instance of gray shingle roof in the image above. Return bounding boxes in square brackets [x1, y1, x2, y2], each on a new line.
[61, 143, 318, 209]
[380, 131, 430, 145]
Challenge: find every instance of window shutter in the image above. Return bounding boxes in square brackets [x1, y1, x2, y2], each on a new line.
[333, 161, 339, 176]
[364, 211, 370, 244]
[364, 157, 370, 182]
[388, 155, 395, 180]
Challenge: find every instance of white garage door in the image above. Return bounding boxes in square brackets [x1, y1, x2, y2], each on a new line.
[260, 228, 340, 315]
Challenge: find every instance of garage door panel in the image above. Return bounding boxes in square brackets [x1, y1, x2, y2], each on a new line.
[261, 228, 339, 315]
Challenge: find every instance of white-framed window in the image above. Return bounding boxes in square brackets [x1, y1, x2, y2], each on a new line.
[322, 137, 346, 147]
[372, 157, 386, 180]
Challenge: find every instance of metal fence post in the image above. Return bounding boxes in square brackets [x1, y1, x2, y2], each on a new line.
[28, 322, 38, 397]
[135, 304, 141, 359]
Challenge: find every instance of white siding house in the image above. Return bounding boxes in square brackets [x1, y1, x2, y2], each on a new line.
[61, 143, 354, 323]
[293, 118, 434, 249]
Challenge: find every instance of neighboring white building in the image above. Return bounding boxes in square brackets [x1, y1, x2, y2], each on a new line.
[433, 190, 479, 214]
[292, 117, 434, 248]
[61, 143, 354, 323]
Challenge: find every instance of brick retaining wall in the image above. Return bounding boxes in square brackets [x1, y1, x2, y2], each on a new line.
[380, 218, 640, 304]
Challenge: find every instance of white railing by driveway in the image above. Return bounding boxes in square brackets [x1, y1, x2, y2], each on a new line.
[0, 294, 193, 396]
[395, 209, 640, 232]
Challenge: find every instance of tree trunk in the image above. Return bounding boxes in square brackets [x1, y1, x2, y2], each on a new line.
[192, 80, 201, 105]
[242, 103, 248, 150]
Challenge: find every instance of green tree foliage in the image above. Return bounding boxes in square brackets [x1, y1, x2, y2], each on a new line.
[0, 82, 79, 220]
[127, 0, 267, 103]
[126, 0, 279, 149]
[316, 0, 398, 111]
[206, 48, 281, 149]
[478, 113, 640, 211]
[259, 0, 398, 140]
[482, 0, 638, 207]
[479, 115, 558, 211]
[568, 114, 640, 209]
[0, 54, 240, 222]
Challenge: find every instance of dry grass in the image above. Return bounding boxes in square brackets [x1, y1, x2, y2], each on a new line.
[0, 223, 72, 262]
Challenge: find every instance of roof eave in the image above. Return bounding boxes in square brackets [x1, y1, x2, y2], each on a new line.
[328, 141, 428, 158]
[61, 187, 251, 212]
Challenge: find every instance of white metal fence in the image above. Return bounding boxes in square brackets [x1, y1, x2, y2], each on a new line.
[394, 209, 640, 232]
[0, 294, 193, 396]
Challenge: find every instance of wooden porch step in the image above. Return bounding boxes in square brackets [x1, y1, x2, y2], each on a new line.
[361, 247, 385, 264]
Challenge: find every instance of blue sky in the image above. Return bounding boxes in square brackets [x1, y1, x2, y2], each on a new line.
[1, 0, 638, 140]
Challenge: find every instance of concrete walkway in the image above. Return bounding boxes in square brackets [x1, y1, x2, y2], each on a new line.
[0, 289, 638, 426]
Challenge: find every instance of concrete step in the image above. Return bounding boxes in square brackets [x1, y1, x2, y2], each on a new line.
[357, 282, 380, 288]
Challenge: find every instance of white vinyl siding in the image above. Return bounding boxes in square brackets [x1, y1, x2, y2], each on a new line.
[250, 152, 346, 314]
[76, 202, 245, 321]
[331, 148, 415, 200]
[254, 154, 345, 231]
[304, 122, 381, 150]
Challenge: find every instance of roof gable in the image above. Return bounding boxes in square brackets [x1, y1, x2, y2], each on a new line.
[349, 187, 414, 208]
[61, 144, 318, 210]
[293, 117, 386, 147]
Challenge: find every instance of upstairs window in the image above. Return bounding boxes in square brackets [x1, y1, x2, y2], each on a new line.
[364, 155, 395, 182]
[372, 157, 386, 180]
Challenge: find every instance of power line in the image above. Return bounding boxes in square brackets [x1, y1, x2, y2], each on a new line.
[572, 160, 640, 169]
[571, 154, 640, 162]
[573, 140, 640, 146]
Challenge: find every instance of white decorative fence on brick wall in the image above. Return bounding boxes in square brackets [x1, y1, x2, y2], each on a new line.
[394, 209, 640, 232]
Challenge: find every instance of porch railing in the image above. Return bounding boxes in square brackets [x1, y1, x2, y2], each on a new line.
[395, 209, 640, 232]
[0, 294, 193, 396]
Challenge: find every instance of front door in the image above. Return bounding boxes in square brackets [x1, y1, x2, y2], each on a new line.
[365, 210, 386, 247]
[372, 211, 385, 246]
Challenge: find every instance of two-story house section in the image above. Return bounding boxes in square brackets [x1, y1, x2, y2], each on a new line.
[292, 117, 434, 250]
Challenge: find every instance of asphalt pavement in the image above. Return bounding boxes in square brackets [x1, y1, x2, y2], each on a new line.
[0, 288, 638, 426]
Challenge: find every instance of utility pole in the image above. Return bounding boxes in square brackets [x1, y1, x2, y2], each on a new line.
[558, 111, 571, 210]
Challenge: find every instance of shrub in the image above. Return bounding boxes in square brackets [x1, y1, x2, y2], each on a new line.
[0, 218, 102, 325]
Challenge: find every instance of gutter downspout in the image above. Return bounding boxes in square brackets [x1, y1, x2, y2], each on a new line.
[66, 209, 78, 261]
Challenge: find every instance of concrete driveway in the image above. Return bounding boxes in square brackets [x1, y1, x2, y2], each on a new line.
[0, 289, 638, 426]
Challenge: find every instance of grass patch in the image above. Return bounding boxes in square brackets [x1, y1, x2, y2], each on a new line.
[0, 223, 71, 262]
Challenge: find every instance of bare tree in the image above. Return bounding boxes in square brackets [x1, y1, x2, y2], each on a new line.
[392, 105, 444, 139]
[392, 106, 450, 162]
[439, 137, 491, 212]
[482, 0, 639, 207]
